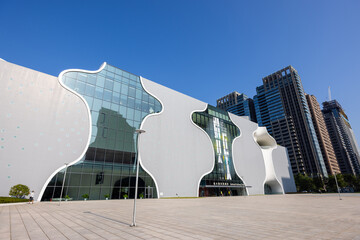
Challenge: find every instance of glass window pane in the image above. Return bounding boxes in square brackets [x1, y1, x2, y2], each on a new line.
[115, 68, 122, 76]
[66, 72, 77, 79]
[113, 82, 121, 93]
[120, 95, 127, 106]
[95, 87, 103, 99]
[92, 125, 98, 136]
[134, 110, 141, 121]
[78, 73, 88, 82]
[122, 77, 129, 85]
[114, 74, 122, 82]
[96, 75, 105, 88]
[106, 65, 115, 72]
[123, 72, 130, 79]
[128, 87, 136, 98]
[149, 104, 155, 113]
[142, 102, 149, 112]
[103, 90, 112, 102]
[111, 103, 119, 112]
[129, 80, 136, 88]
[127, 108, 134, 120]
[91, 111, 99, 123]
[112, 92, 120, 103]
[121, 85, 128, 95]
[142, 92, 149, 102]
[102, 101, 110, 109]
[87, 75, 96, 85]
[155, 101, 161, 112]
[85, 84, 95, 96]
[135, 89, 142, 99]
[135, 99, 141, 111]
[76, 81, 86, 95]
[119, 106, 127, 117]
[65, 77, 76, 89]
[106, 71, 115, 80]
[104, 80, 114, 90]
[127, 97, 135, 108]
[130, 74, 137, 81]
[83, 96, 93, 108]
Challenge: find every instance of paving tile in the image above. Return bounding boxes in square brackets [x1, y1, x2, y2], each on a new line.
[0, 206, 10, 238]
[16, 206, 49, 240]
[9, 206, 30, 240]
[1, 194, 360, 239]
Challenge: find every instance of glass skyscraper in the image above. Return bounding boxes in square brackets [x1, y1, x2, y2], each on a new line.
[322, 100, 360, 175]
[216, 92, 257, 122]
[253, 66, 328, 177]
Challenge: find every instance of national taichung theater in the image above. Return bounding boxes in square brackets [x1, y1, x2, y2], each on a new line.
[0, 59, 296, 201]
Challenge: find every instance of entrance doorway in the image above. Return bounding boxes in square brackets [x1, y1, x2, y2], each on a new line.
[112, 177, 145, 199]
[199, 185, 246, 197]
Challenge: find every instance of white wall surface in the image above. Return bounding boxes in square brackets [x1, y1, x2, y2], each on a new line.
[272, 147, 297, 193]
[229, 113, 267, 195]
[140, 77, 214, 197]
[0, 61, 90, 200]
[254, 127, 284, 194]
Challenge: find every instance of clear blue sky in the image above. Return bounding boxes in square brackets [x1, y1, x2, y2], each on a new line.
[1, 0, 360, 142]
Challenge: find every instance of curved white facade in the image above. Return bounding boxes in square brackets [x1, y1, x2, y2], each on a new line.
[140, 78, 214, 197]
[38, 63, 106, 201]
[0, 60, 90, 201]
[0, 60, 296, 200]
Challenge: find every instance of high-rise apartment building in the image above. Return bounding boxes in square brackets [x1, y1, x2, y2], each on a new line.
[322, 100, 360, 175]
[254, 66, 328, 177]
[305, 94, 340, 175]
[216, 92, 257, 122]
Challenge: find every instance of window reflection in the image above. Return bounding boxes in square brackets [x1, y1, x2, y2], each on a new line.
[42, 64, 161, 201]
[193, 106, 246, 197]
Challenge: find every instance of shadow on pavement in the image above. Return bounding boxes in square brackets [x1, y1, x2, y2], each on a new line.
[84, 211, 129, 226]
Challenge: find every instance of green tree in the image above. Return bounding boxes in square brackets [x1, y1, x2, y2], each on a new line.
[326, 174, 346, 192]
[313, 176, 325, 192]
[355, 176, 360, 192]
[344, 174, 360, 192]
[294, 174, 315, 192]
[343, 174, 357, 189]
[9, 184, 30, 198]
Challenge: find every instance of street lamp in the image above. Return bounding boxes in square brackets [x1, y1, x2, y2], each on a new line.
[334, 171, 342, 200]
[59, 163, 69, 206]
[131, 129, 146, 227]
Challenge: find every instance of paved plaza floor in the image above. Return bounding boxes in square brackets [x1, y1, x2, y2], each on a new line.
[0, 194, 359, 240]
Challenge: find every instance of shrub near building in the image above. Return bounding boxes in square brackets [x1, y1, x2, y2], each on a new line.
[0, 197, 28, 204]
[0, 184, 31, 204]
[9, 184, 30, 198]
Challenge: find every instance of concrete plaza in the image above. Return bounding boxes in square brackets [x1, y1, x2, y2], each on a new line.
[0, 194, 359, 240]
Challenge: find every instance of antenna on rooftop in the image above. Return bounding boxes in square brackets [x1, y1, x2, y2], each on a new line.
[328, 86, 331, 101]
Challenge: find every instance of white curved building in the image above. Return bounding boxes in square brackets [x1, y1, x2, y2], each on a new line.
[0, 60, 296, 201]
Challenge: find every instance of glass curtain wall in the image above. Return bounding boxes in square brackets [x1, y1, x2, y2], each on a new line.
[192, 105, 246, 197]
[42, 64, 161, 201]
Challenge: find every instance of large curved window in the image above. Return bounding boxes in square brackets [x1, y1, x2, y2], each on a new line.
[192, 105, 246, 197]
[42, 64, 161, 201]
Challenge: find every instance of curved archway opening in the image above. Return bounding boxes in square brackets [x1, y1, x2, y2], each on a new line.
[112, 177, 152, 199]
[264, 180, 283, 194]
